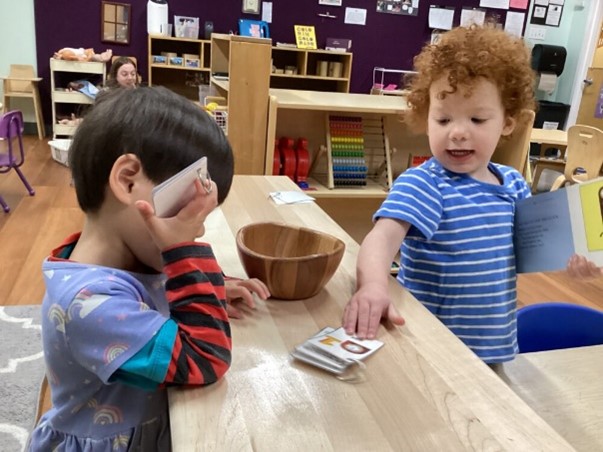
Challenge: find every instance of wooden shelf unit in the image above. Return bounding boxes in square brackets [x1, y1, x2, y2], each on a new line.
[148, 34, 211, 101]
[49, 59, 106, 138]
[270, 47, 352, 93]
[210, 34, 273, 175]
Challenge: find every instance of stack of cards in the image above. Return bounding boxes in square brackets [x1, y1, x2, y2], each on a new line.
[291, 327, 384, 376]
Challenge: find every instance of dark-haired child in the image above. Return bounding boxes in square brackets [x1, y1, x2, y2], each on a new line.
[29, 86, 267, 451]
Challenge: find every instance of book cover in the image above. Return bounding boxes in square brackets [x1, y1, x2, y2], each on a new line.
[514, 177, 603, 273]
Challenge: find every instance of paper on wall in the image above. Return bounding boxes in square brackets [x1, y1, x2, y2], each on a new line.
[262, 2, 272, 23]
[344, 7, 366, 25]
[460, 8, 486, 27]
[504, 11, 525, 37]
[479, 0, 510, 9]
[428, 6, 454, 30]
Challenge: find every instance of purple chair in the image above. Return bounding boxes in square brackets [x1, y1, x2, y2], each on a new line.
[0, 110, 35, 212]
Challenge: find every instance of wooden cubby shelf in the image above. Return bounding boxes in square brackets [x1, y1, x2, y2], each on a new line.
[148, 34, 212, 101]
[270, 46, 352, 93]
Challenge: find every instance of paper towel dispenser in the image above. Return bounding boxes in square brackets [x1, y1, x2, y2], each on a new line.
[531, 44, 566, 77]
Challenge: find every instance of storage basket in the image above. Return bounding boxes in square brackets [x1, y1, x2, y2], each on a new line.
[210, 109, 228, 135]
[48, 139, 72, 166]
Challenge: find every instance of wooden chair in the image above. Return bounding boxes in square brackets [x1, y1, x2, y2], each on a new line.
[491, 109, 535, 182]
[1, 65, 45, 140]
[546, 125, 603, 191]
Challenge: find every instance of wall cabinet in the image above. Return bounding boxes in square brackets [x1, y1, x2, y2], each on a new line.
[210, 34, 272, 175]
[270, 47, 352, 93]
[148, 35, 211, 100]
[50, 59, 106, 138]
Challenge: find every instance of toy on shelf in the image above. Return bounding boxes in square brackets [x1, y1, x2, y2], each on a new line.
[329, 116, 367, 187]
[277, 137, 297, 181]
[310, 114, 393, 190]
[274, 136, 312, 190]
[272, 139, 281, 176]
[295, 138, 310, 189]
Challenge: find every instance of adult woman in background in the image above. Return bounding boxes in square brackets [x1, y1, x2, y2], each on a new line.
[106, 56, 139, 89]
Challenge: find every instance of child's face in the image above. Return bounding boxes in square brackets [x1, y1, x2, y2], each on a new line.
[426, 76, 515, 183]
[124, 176, 165, 271]
[116, 63, 137, 88]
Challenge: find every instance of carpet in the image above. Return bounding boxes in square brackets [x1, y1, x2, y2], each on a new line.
[0, 305, 45, 452]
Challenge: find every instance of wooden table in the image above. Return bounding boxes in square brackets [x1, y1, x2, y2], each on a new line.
[499, 345, 603, 452]
[530, 128, 569, 153]
[168, 175, 573, 451]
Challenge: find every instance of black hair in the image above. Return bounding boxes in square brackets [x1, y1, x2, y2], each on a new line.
[69, 86, 234, 212]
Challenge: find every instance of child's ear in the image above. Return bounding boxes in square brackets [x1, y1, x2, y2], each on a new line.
[501, 115, 516, 137]
[108, 154, 144, 204]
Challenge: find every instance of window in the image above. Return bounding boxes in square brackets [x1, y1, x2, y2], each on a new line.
[102, 2, 131, 45]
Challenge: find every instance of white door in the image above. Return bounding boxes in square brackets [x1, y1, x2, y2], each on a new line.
[568, 3, 603, 127]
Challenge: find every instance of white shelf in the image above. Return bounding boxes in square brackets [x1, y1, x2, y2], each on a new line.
[52, 90, 95, 104]
[50, 58, 106, 138]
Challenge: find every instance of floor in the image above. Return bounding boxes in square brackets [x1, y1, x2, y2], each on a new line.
[2, 135, 603, 420]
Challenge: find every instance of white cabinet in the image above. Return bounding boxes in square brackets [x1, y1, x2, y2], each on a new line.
[50, 59, 106, 138]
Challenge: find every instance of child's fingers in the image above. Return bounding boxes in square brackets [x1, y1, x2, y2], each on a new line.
[236, 278, 270, 300]
[226, 284, 256, 309]
[226, 303, 243, 319]
[135, 200, 155, 223]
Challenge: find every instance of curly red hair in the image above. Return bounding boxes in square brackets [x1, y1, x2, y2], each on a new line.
[405, 26, 536, 133]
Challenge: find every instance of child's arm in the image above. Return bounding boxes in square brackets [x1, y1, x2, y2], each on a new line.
[111, 242, 231, 389]
[161, 243, 231, 385]
[567, 254, 603, 280]
[113, 180, 230, 387]
[343, 218, 410, 339]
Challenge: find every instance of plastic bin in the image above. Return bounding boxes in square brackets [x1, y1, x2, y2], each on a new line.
[48, 139, 72, 166]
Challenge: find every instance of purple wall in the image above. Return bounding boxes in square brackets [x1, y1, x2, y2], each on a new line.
[34, 0, 525, 122]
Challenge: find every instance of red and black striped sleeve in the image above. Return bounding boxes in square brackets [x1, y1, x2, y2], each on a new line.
[161, 242, 231, 386]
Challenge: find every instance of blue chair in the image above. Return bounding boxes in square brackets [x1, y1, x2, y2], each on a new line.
[517, 302, 603, 353]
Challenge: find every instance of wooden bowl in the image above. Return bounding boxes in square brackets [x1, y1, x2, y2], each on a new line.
[236, 222, 346, 300]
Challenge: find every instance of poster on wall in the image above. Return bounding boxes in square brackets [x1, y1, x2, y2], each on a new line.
[319, 0, 342, 5]
[530, 1, 563, 27]
[377, 0, 420, 16]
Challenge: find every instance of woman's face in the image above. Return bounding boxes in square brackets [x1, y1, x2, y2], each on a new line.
[116, 63, 137, 88]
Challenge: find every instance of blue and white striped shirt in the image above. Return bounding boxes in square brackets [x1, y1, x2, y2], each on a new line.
[375, 158, 531, 363]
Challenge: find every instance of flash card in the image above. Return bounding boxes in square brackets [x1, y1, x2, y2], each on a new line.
[291, 327, 383, 376]
[152, 157, 208, 218]
[307, 327, 383, 362]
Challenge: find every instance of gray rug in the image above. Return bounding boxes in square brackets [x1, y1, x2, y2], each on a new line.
[0, 305, 45, 452]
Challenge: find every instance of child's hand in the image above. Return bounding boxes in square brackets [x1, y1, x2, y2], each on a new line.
[567, 254, 603, 280]
[135, 179, 218, 250]
[342, 283, 405, 340]
[224, 278, 270, 318]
